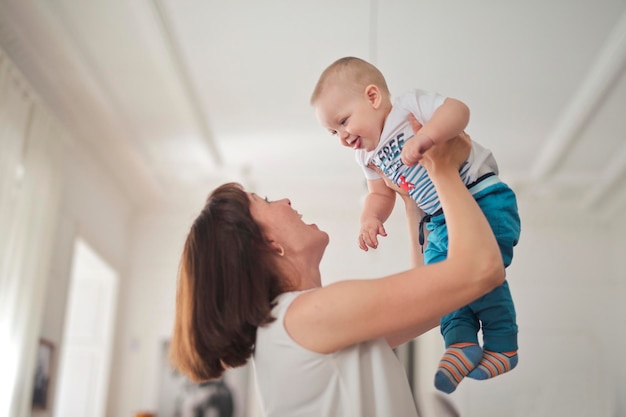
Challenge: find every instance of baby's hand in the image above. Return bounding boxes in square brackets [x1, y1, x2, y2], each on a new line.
[401, 114, 431, 166]
[359, 217, 387, 251]
[401, 133, 434, 166]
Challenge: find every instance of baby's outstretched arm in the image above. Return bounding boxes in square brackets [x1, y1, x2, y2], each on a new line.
[359, 180, 396, 251]
[401, 98, 469, 166]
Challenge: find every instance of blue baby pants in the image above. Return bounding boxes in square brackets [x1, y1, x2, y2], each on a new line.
[424, 179, 521, 353]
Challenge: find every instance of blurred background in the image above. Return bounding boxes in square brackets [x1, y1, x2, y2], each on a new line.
[1, 1, 625, 416]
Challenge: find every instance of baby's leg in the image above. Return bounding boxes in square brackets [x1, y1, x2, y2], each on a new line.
[434, 304, 483, 393]
[467, 182, 520, 380]
[467, 281, 518, 380]
[467, 350, 518, 380]
[434, 340, 482, 393]
[425, 223, 483, 393]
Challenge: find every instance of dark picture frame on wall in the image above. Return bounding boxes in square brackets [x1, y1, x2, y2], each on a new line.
[32, 338, 54, 410]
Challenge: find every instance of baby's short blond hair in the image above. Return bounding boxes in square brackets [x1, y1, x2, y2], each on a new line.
[310, 57, 390, 105]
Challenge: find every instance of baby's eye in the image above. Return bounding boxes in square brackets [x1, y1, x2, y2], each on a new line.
[339, 118, 347, 126]
[330, 130, 337, 136]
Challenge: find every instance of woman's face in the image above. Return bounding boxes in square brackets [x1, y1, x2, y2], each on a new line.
[248, 193, 329, 258]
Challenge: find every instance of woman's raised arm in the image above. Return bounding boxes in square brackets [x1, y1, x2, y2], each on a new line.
[286, 131, 505, 354]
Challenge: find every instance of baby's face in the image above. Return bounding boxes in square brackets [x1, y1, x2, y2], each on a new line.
[314, 83, 386, 152]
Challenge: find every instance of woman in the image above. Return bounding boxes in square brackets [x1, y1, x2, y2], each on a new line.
[169, 121, 504, 417]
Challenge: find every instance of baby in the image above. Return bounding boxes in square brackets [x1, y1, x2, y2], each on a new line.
[311, 56, 521, 393]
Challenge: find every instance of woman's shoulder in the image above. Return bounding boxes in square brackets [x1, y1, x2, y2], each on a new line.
[273, 289, 315, 318]
[256, 289, 320, 354]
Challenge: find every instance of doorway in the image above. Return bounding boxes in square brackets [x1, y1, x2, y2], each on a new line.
[53, 238, 118, 417]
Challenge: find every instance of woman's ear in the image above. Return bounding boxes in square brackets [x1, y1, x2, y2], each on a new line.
[267, 240, 285, 257]
[364, 84, 382, 109]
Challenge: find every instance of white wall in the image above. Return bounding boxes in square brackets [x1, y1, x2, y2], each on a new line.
[448, 199, 624, 416]
[106, 200, 199, 417]
[612, 219, 626, 416]
[109, 189, 626, 417]
[0, 46, 132, 417]
[38, 140, 132, 417]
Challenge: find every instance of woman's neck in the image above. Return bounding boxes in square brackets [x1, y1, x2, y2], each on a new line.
[278, 257, 322, 291]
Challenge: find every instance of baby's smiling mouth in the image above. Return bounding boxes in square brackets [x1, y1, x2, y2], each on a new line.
[348, 136, 362, 149]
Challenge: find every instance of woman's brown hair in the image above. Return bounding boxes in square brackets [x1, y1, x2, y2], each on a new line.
[169, 183, 286, 381]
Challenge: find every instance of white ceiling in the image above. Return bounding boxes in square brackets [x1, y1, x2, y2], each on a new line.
[1, 0, 625, 219]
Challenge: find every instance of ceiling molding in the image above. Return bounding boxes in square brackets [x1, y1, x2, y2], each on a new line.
[0, 0, 163, 207]
[3, 1, 625, 222]
[530, 10, 626, 182]
[150, 0, 222, 166]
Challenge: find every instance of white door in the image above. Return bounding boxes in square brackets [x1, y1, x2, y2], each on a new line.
[53, 238, 118, 417]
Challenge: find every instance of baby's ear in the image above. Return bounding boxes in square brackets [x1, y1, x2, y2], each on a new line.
[364, 84, 382, 108]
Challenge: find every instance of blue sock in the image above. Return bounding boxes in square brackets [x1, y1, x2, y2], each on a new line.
[467, 350, 518, 380]
[434, 342, 482, 394]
